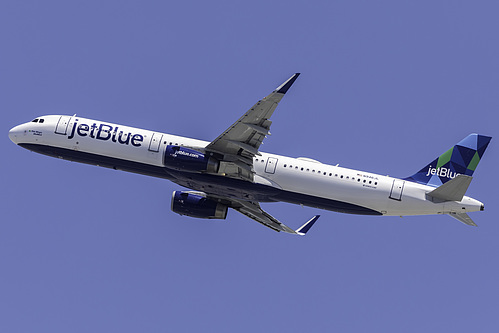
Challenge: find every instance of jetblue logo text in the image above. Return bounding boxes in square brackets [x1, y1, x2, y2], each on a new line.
[67, 120, 143, 147]
[425, 166, 459, 179]
[174, 150, 201, 158]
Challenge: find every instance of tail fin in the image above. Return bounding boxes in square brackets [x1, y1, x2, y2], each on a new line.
[405, 133, 491, 187]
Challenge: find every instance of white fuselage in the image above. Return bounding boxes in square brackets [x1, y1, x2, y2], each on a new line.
[9, 115, 484, 217]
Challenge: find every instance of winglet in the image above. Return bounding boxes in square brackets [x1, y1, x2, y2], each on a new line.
[275, 73, 300, 94]
[295, 215, 320, 236]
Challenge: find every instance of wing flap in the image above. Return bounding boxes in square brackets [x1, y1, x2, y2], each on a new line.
[205, 73, 300, 181]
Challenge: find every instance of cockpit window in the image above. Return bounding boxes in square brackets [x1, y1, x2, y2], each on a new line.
[39, 119, 44, 123]
[32, 119, 39, 123]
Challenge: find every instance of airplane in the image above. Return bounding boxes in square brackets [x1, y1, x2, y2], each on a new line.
[8, 73, 492, 235]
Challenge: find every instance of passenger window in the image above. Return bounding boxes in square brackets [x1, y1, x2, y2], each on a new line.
[284, 164, 287, 168]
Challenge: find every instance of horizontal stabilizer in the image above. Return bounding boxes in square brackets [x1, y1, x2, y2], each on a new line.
[427, 175, 472, 202]
[448, 212, 477, 227]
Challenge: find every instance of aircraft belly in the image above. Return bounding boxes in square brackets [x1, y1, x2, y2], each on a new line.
[19, 143, 176, 180]
[19, 143, 381, 215]
[383, 183, 444, 216]
[264, 169, 386, 214]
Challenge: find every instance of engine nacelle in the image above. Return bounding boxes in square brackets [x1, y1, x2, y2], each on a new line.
[171, 191, 228, 219]
[164, 145, 219, 173]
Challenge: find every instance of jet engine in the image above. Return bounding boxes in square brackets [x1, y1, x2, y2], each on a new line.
[171, 191, 228, 219]
[164, 145, 219, 173]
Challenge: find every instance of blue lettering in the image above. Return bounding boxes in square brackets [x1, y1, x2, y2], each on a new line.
[77, 124, 89, 137]
[131, 134, 143, 147]
[117, 131, 130, 145]
[66, 121, 143, 148]
[89, 123, 98, 138]
[68, 120, 78, 139]
[96, 124, 113, 140]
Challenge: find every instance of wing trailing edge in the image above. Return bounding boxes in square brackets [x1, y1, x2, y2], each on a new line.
[205, 73, 300, 181]
[230, 199, 319, 235]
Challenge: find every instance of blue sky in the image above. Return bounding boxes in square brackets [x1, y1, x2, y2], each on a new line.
[1, 1, 498, 332]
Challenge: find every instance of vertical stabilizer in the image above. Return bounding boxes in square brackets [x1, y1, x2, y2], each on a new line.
[405, 134, 491, 187]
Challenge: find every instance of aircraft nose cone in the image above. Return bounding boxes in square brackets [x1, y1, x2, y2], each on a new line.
[9, 125, 22, 144]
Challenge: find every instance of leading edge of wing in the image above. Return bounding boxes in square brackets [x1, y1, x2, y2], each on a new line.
[204, 73, 301, 182]
[230, 199, 319, 235]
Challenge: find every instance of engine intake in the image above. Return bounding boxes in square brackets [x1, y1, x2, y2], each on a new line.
[171, 191, 228, 219]
[164, 145, 219, 173]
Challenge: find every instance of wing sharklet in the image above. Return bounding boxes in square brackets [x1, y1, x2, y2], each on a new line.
[275, 73, 301, 94]
[295, 215, 320, 235]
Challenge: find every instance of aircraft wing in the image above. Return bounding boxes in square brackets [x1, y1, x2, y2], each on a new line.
[229, 199, 319, 235]
[205, 73, 300, 181]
